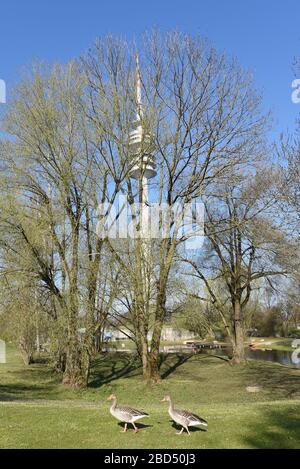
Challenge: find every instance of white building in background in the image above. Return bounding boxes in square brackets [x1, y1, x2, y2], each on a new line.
[105, 327, 195, 343]
[0, 339, 6, 363]
[105, 329, 130, 341]
[160, 327, 196, 342]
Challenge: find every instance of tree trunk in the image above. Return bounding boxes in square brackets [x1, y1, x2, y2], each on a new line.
[61, 223, 91, 387]
[62, 303, 90, 387]
[147, 359, 161, 383]
[62, 338, 90, 387]
[141, 343, 161, 383]
[54, 349, 67, 373]
[20, 350, 34, 366]
[141, 340, 150, 381]
[144, 282, 167, 383]
[231, 300, 246, 363]
[148, 322, 164, 383]
[19, 338, 34, 365]
[138, 330, 161, 384]
[148, 351, 161, 383]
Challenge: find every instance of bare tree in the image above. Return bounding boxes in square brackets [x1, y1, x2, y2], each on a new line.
[83, 31, 269, 380]
[182, 167, 292, 362]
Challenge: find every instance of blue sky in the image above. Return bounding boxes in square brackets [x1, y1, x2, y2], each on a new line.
[1, 0, 300, 139]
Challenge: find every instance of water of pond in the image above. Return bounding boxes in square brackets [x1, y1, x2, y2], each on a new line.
[160, 345, 300, 369]
[246, 348, 300, 368]
[106, 344, 300, 368]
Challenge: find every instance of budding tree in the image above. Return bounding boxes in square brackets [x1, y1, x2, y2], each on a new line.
[0, 63, 118, 386]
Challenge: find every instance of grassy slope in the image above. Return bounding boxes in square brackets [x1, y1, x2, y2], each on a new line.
[0, 345, 300, 448]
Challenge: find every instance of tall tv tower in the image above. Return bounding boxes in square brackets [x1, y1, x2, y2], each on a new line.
[129, 54, 157, 238]
[127, 53, 157, 325]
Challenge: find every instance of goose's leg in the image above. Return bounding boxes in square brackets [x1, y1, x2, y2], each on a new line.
[185, 426, 190, 436]
[121, 423, 128, 433]
[176, 427, 184, 435]
[132, 422, 139, 433]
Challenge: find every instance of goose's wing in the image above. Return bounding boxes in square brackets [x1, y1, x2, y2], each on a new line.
[118, 405, 149, 417]
[177, 409, 207, 425]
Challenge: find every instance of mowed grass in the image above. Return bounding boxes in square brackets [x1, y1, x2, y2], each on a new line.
[1, 345, 300, 448]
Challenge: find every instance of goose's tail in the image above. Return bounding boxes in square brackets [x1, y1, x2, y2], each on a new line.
[193, 416, 208, 427]
[198, 418, 208, 427]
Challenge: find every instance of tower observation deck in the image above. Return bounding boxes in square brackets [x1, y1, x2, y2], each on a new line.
[128, 54, 157, 181]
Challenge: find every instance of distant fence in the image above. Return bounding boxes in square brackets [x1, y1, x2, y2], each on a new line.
[0, 339, 6, 363]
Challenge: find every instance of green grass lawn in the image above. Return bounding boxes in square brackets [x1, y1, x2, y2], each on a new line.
[0, 345, 300, 448]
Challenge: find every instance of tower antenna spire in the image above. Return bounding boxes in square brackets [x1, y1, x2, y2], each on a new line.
[135, 52, 142, 120]
[129, 51, 156, 181]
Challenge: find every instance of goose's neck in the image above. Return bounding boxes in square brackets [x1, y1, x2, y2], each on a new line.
[168, 399, 174, 412]
[110, 398, 117, 411]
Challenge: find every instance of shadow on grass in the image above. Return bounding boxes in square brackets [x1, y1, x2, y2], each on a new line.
[159, 353, 195, 379]
[1, 352, 206, 398]
[117, 422, 153, 432]
[243, 405, 300, 449]
[0, 383, 53, 401]
[33, 355, 50, 365]
[89, 352, 199, 388]
[89, 352, 232, 388]
[159, 352, 231, 380]
[242, 360, 300, 400]
[89, 353, 142, 388]
[0, 362, 62, 402]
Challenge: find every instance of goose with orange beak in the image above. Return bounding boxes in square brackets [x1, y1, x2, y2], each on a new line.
[161, 395, 207, 435]
[107, 394, 149, 433]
